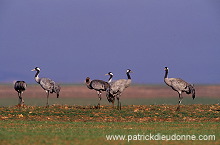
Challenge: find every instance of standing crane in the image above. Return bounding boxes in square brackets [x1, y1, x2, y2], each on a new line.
[105, 72, 115, 104]
[85, 76, 110, 109]
[164, 67, 195, 111]
[14, 81, 27, 106]
[106, 69, 133, 110]
[31, 67, 61, 107]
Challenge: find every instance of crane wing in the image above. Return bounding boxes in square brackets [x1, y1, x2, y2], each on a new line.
[90, 80, 109, 91]
[14, 81, 27, 92]
[169, 78, 188, 91]
[110, 79, 127, 94]
[39, 78, 55, 91]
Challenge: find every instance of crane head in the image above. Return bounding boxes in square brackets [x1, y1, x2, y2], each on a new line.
[31, 67, 40, 71]
[126, 69, 133, 73]
[164, 67, 169, 71]
[105, 72, 113, 76]
[85, 77, 90, 83]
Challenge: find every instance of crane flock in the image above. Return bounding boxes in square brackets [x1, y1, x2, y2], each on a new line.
[8, 67, 196, 111]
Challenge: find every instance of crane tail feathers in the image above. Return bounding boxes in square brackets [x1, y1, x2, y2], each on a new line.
[106, 88, 115, 103]
[189, 84, 195, 99]
[191, 85, 195, 100]
[192, 89, 195, 100]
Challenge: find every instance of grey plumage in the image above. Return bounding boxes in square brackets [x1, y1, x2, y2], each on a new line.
[85, 77, 110, 109]
[106, 69, 133, 110]
[14, 81, 27, 106]
[164, 67, 195, 111]
[31, 67, 61, 107]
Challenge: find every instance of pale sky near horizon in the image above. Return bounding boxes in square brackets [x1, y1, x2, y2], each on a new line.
[0, 0, 220, 84]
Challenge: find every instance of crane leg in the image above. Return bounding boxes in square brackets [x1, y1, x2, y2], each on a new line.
[97, 91, 101, 109]
[117, 96, 121, 110]
[176, 93, 183, 111]
[21, 98, 24, 105]
[112, 98, 115, 109]
[46, 91, 49, 108]
[18, 92, 21, 106]
[18, 92, 24, 107]
[19, 92, 24, 106]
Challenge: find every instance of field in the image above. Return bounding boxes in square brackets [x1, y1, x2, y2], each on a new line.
[0, 84, 220, 144]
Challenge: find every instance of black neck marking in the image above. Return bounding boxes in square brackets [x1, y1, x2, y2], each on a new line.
[127, 72, 131, 79]
[35, 70, 40, 78]
[164, 69, 168, 79]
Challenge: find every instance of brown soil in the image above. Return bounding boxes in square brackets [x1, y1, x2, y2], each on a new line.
[0, 84, 219, 98]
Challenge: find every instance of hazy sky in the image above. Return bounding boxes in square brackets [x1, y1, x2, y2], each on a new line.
[0, 0, 220, 84]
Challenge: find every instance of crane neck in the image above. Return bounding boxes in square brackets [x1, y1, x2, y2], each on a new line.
[108, 75, 113, 83]
[85, 77, 93, 89]
[34, 70, 40, 83]
[164, 69, 168, 79]
[127, 72, 131, 80]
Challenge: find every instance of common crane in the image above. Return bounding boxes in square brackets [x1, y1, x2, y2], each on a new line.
[164, 67, 195, 111]
[14, 81, 27, 106]
[105, 72, 115, 104]
[31, 67, 61, 107]
[85, 76, 110, 109]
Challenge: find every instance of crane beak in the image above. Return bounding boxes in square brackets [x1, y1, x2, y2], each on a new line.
[31, 69, 35, 71]
[105, 74, 109, 76]
[164, 67, 168, 71]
